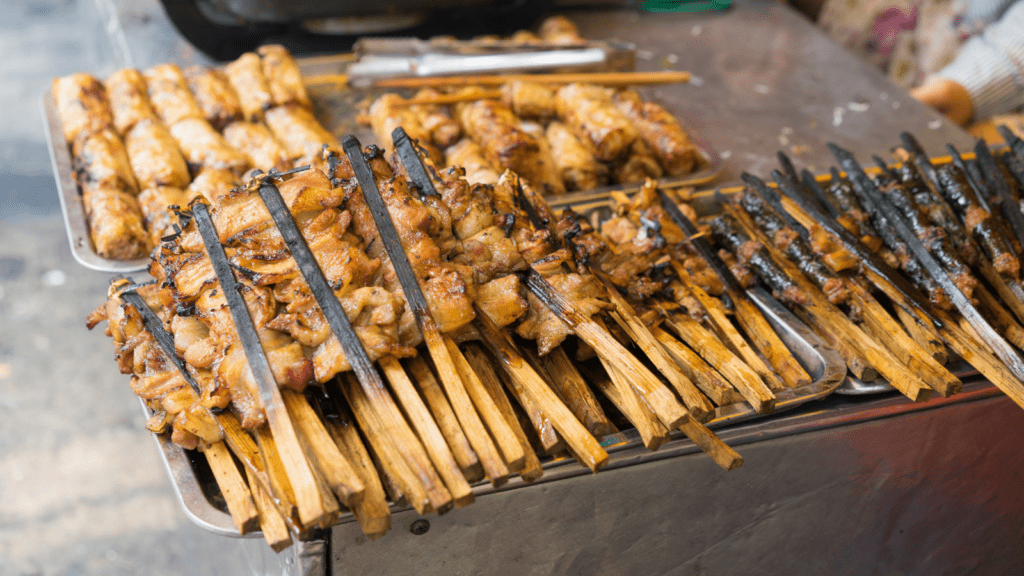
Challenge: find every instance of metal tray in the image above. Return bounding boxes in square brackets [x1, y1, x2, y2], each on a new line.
[147, 283, 846, 538]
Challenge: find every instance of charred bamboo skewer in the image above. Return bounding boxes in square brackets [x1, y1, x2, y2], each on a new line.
[831, 142, 1024, 387]
[894, 304, 948, 364]
[405, 357, 484, 482]
[474, 310, 609, 471]
[203, 441, 261, 535]
[281, 388, 365, 508]
[192, 201, 327, 528]
[311, 390, 392, 540]
[445, 339, 528, 473]
[245, 466, 293, 551]
[378, 357, 476, 506]
[252, 174, 452, 514]
[651, 326, 741, 406]
[974, 284, 1024, 351]
[657, 190, 809, 389]
[974, 140, 1024, 251]
[532, 346, 617, 438]
[727, 206, 933, 400]
[344, 137, 510, 485]
[215, 412, 298, 526]
[462, 343, 545, 482]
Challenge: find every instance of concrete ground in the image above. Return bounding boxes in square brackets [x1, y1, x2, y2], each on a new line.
[0, 1, 266, 574]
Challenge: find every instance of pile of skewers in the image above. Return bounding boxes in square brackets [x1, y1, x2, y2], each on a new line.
[52, 44, 334, 260]
[86, 125, 829, 550]
[702, 130, 1024, 411]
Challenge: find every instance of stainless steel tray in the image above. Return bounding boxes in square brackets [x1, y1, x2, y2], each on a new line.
[147, 283, 845, 538]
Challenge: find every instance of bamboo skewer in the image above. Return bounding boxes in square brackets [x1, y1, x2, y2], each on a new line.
[978, 258, 1024, 328]
[462, 343, 545, 483]
[254, 425, 305, 524]
[445, 339, 527, 473]
[281, 389, 365, 508]
[245, 467, 293, 552]
[652, 327, 740, 406]
[850, 286, 961, 397]
[366, 70, 691, 89]
[378, 357, 476, 506]
[975, 283, 1024, 351]
[215, 413, 298, 525]
[531, 346, 616, 438]
[203, 441, 260, 535]
[894, 304, 948, 364]
[314, 393, 392, 540]
[344, 136, 511, 486]
[405, 357, 483, 482]
[335, 374, 450, 514]
[583, 360, 670, 450]
[521, 269, 689, 430]
[474, 311, 609, 472]
[730, 293, 812, 388]
[193, 202, 327, 529]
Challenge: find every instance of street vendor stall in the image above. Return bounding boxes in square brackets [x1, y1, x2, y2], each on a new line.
[45, 2, 1024, 575]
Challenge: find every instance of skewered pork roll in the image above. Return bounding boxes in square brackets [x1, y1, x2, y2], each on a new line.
[257, 44, 312, 110]
[265, 104, 340, 164]
[555, 83, 638, 162]
[82, 184, 150, 259]
[52, 73, 114, 142]
[125, 118, 191, 189]
[184, 66, 243, 130]
[611, 139, 663, 184]
[613, 89, 698, 176]
[138, 185, 187, 245]
[144, 64, 206, 127]
[224, 52, 274, 122]
[170, 118, 251, 176]
[501, 81, 556, 121]
[409, 89, 462, 149]
[368, 93, 442, 164]
[223, 121, 291, 172]
[445, 139, 501, 185]
[104, 69, 158, 135]
[545, 121, 607, 191]
[72, 128, 139, 194]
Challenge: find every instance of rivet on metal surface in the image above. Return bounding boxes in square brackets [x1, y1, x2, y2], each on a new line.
[410, 519, 430, 535]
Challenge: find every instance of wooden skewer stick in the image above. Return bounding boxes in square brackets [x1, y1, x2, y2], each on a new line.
[280, 388, 365, 508]
[313, 393, 392, 540]
[244, 467, 293, 552]
[801, 310, 878, 381]
[494, 347, 565, 455]
[731, 293, 812, 388]
[594, 273, 715, 422]
[405, 357, 483, 482]
[530, 346, 616, 438]
[254, 424, 299, 524]
[193, 202, 326, 529]
[661, 310, 776, 414]
[975, 282, 1024, 351]
[445, 338, 527, 473]
[366, 70, 691, 89]
[335, 374, 448, 515]
[676, 275, 787, 392]
[462, 343, 545, 483]
[652, 326, 741, 406]
[343, 136, 510, 486]
[215, 413, 298, 527]
[475, 312, 609, 472]
[305, 452, 343, 530]
[203, 441, 260, 535]
[581, 360, 671, 450]
[378, 356, 476, 506]
[894, 304, 948, 364]
[978, 258, 1024, 328]
[521, 269, 689, 430]
[850, 285, 961, 397]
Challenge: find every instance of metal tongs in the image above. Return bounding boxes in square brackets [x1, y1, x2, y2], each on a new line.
[345, 37, 635, 87]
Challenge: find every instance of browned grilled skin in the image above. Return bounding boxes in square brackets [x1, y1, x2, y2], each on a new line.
[53, 73, 114, 143]
[611, 138, 663, 185]
[368, 93, 442, 165]
[184, 66, 243, 131]
[104, 69, 158, 135]
[82, 185, 151, 259]
[125, 118, 192, 189]
[410, 89, 462, 149]
[73, 128, 139, 195]
[555, 83, 638, 162]
[224, 52, 274, 122]
[144, 64, 206, 127]
[169, 118, 251, 177]
[445, 139, 501, 185]
[613, 89, 698, 177]
[223, 121, 292, 173]
[258, 44, 312, 110]
[501, 81, 557, 121]
[265, 104, 340, 168]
